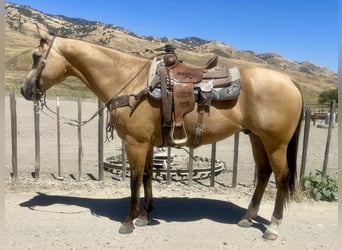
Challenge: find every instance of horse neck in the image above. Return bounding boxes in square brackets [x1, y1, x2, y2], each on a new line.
[59, 38, 149, 102]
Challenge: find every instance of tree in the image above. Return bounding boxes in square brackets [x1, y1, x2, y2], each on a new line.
[318, 88, 338, 104]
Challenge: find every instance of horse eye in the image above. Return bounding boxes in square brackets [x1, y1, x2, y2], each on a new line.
[32, 53, 41, 61]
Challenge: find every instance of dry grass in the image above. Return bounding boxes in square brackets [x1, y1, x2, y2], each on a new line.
[5, 4, 337, 103]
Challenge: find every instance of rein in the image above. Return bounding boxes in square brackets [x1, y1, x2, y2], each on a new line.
[31, 35, 104, 127]
[41, 99, 106, 127]
[40, 61, 150, 127]
[33, 35, 151, 134]
[37, 56, 150, 129]
[105, 60, 150, 112]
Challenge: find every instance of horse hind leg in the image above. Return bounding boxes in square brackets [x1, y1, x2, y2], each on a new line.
[238, 134, 272, 228]
[262, 143, 290, 240]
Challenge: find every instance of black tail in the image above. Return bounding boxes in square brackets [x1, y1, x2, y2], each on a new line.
[287, 85, 303, 195]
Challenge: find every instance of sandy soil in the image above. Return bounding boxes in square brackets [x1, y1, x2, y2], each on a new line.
[4, 96, 338, 249]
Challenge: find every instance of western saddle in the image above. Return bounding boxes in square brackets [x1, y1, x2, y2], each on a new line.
[105, 45, 240, 145]
[152, 45, 241, 147]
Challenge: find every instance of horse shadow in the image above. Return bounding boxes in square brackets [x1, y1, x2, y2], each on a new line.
[19, 192, 269, 233]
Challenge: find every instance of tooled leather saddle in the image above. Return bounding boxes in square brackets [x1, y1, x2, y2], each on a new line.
[148, 45, 241, 147]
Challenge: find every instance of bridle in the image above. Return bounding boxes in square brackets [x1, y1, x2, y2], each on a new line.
[32, 36, 56, 102]
[29, 35, 150, 133]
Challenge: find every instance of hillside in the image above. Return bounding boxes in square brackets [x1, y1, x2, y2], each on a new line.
[5, 2, 338, 103]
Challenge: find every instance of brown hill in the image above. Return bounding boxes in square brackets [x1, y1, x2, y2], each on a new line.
[5, 2, 337, 103]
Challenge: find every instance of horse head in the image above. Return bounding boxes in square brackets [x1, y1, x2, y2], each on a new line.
[21, 25, 69, 100]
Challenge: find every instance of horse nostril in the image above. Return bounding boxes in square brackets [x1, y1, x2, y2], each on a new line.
[20, 86, 33, 100]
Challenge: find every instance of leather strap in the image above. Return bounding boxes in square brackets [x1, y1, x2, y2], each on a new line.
[159, 66, 172, 125]
[106, 88, 148, 111]
[190, 107, 205, 147]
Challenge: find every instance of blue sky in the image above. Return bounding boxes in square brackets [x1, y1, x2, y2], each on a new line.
[7, 0, 338, 71]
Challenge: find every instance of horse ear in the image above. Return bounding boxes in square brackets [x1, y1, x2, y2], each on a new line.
[36, 23, 53, 43]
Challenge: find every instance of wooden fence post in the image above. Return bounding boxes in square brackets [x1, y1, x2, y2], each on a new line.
[56, 97, 63, 179]
[300, 107, 311, 180]
[188, 147, 194, 186]
[210, 143, 216, 187]
[166, 146, 171, 185]
[10, 92, 18, 178]
[98, 99, 104, 181]
[232, 132, 239, 188]
[322, 100, 336, 175]
[33, 100, 40, 178]
[77, 97, 82, 181]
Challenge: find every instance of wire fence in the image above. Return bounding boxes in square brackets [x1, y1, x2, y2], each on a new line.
[8, 92, 338, 187]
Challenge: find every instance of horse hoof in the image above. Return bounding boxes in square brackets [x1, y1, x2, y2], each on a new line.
[135, 217, 149, 227]
[237, 218, 253, 228]
[262, 230, 278, 240]
[119, 223, 134, 234]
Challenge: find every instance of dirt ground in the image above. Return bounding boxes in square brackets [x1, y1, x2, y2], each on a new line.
[4, 96, 338, 249]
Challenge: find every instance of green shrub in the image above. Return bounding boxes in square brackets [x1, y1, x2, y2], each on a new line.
[318, 88, 338, 104]
[301, 170, 338, 201]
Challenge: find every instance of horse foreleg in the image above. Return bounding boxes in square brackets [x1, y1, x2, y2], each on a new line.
[119, 170, 143, 234]
[119, 140, 149, 234]
[238, 134, 272, 228]
[135, 147, 154, 227]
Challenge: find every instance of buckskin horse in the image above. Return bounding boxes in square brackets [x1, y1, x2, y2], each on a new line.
[21, 26, 303, 240]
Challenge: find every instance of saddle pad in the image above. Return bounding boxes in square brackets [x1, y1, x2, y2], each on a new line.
[148, 56, 163, 88]
[148, 57, 241, 101]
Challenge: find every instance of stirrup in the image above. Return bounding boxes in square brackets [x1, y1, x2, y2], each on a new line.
[170, 122, 188, 145]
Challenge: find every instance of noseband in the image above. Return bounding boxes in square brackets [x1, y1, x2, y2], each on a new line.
[33, 36, 56, 101]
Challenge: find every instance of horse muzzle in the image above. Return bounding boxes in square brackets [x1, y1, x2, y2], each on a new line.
[21, 77, 36, 101]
